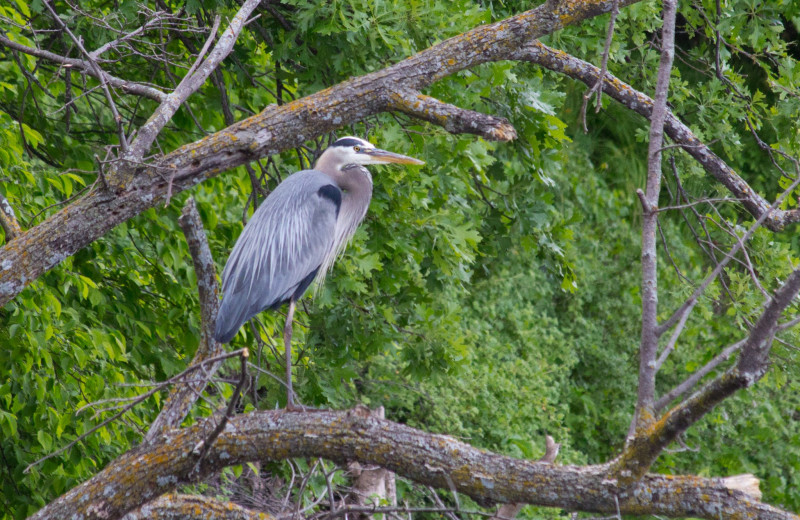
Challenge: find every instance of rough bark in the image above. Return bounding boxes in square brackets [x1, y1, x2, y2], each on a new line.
[0, 0, 638, 307]
[31, 409, 796, 520]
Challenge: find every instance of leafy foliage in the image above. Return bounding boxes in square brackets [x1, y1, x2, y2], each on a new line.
[1, 0, 800, 518]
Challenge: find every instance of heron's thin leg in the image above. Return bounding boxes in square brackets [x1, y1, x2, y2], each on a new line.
[284, 299, 296, 409]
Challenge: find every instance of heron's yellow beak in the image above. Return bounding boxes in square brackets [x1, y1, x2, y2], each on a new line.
[367, 148, 425, 165]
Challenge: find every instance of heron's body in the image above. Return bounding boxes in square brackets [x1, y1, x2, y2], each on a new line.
[213, 136, 423, 407]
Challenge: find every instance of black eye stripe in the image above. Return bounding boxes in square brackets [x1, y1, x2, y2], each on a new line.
[332, 138, 366, 148]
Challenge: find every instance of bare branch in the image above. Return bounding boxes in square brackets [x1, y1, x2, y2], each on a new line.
[513, 42, 800, 231]
[124, 0, 260, 162]
[655, 340, 744, 411]
[144, 197, 223, 442]
[615, 268, 800, 481]
[0, 34, 166, 101]
[42, 0, 129, 151]
[635, 0, 678, 432]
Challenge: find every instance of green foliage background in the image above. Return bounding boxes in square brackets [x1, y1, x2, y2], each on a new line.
[1, 0, 800, 517]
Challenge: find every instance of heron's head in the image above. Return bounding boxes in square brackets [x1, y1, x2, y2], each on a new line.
[316, 136, 425, 171]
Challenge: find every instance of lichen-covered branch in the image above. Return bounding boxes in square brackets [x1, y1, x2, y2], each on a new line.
[387, 89, 516, 141]
[513, 41, 800, 232]
[0, 0, 636, 307]
[32, 409, 796, 520]
[0, 192, 21, 241]
[144, 197, 222, 442]
[124, 494, 272, 520]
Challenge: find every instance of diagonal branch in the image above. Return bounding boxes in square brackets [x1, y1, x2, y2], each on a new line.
[512, 42, 800, 232]
[42, 0, 129, 151]
[387, 89, 517, 142]
[144, 197, 223, 442]
[123, 0, 260, 162]
[614, 267, 800, 482]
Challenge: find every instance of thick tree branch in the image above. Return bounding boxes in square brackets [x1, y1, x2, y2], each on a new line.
[512, 42, 800, 232]
[0, 34, 167, 101]
[0, 0, 635, 307]
[32, 410, 796, 520]
[124, 494, 271, 520]
[144, 197, 223, 442]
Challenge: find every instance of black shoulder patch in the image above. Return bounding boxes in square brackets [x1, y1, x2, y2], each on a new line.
[332, 137, 364, 148]
[318, 184, 342, 217]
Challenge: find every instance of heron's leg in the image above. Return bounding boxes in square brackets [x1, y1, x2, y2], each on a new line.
[284, 299, 296, 409]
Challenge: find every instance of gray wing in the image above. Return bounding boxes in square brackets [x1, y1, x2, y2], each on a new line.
[214, 170, 341, 343]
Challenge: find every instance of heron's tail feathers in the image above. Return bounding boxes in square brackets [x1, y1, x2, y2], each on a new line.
[214, 295, 250, 343]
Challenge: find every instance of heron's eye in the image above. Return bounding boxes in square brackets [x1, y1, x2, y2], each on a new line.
[353, 146, 361, 152]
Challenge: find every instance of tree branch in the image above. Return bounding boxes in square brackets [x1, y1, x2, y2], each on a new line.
[144, 197, 223, 442]
[512, 42, 800, 232]
[0, 34, 167, 102]
[614, 268, 800, 481]
[635, 0, 678, 432]
[123, 0, 260, 162]
[387, 89, 517, 142]
[31, 409, 797, 520]
[0, 0, 635, 307]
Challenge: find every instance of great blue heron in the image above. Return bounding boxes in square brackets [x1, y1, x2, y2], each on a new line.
[214, 136, 424, 408]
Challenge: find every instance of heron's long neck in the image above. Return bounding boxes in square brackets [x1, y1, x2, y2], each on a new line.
[317, 165, 373, 276]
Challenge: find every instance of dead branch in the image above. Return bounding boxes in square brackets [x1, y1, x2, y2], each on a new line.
[634, 0, 677, 435]
[30, 409, 797, 520]
[614, 267, 800, 482]
[144, 197, 224, 442]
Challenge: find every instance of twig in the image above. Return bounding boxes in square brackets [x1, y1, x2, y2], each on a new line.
[655, 340, 744, 411]
[25, 349, 247, 473]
